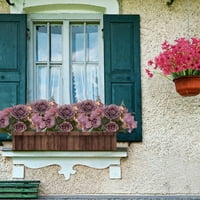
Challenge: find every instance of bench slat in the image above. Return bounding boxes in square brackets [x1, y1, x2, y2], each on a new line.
[0, 193, 38, 199]
[0, 188, 38, 193]
[0, 183, 39, 188]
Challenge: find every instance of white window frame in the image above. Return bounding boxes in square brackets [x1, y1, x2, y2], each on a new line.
[27, 13, 104, 104]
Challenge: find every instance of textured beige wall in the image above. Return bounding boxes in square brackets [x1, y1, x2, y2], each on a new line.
[0, 0, 9, 13]
[0, 0, 200, 196]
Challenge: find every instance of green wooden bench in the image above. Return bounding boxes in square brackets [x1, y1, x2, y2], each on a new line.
[0, 180, 40, 199]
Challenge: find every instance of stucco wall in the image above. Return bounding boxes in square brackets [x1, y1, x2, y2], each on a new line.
[0, 0, 9, 13]
[0, 0, 200, 196]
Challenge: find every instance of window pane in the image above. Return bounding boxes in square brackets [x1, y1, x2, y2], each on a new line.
[86, 25, 98, 62]
[86, 63, 99, 100]
[71, 63, 85, 102]
[50, 25, 62, 62]
[71, 25, 84, 62]
[50, 66, 61, 103]
[36, 25, 48, 61]
[37, 66, 48, 99]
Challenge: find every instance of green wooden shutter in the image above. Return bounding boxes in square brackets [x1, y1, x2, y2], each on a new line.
[0, 14, 27, 143]
[104, 14, 142, 142]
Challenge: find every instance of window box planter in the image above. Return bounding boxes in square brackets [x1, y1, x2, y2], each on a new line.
[12, 131, 116, 151]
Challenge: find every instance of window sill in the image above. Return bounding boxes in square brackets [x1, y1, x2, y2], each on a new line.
[2, 148, 127, 180]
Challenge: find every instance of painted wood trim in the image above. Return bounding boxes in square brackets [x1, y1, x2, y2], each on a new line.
[2, 148, 127, 180]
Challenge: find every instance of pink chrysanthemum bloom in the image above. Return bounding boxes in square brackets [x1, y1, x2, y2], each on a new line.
[105, 121, 119, 132]
[44, 116, 55, 128]
[77, 113, 91, 131]
[10, 105, 29, 120]
[45, 107, 57, 118]
[123, 113, 137, 133]
[2, 107, 12, 115]
[90, 108, 104, 118]
[31, 99, 50, 114]
[78, 100, 96, 113]
[31, 113, 46, 132]
[104, 105, 121, 119]
[89, 116, 101, 128]
[59, 121, 73, 132]
[0, 112, 9, 128]
[12, 121, 27, 133]
[57, 104, 75, 119]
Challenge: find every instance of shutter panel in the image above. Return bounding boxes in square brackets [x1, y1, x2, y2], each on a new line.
[104, 15, 142, 142]
[0, 14, 27, 143]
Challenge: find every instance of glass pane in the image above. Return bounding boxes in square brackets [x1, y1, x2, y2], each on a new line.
[50, 25, 62, 62]
[36, 25, 48, 61]
[37, 66, 48, 100]
[50, 66, 61, 103]
[71, 63, 85, 102]
[86, 64, 99, 100]
[86, 25, 98, 62]
[71, 25, 84, 62]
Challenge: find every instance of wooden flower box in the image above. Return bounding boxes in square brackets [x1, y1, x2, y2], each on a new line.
[12, 131, 117, 151]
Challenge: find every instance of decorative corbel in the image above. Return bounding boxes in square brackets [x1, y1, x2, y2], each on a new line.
[167, 0, 174, 6]
[5, 0, 15, 6]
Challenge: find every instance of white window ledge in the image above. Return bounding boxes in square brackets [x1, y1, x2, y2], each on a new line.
[2, 148, 127, 180]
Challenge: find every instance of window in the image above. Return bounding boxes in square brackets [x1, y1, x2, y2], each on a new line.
[29, 14, 103, 104]
[0, 14, 142, 142]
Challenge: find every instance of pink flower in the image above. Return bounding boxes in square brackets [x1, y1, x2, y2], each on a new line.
[146, 37, 200, 79]
[10, 105, 29, 120]
[90, 108, 104, 118]
[105, 121, 119, 132]
[12, 121, 27, 133]
[2, 107, 12, 115]
[57, 104, 75, 119]
[147, 60, 153, 66]
[104, 105, 121, 119]
[123, 113, 137, 133]
[145, 69, 154, 78]
[90, 116, 101, 128]
[77, 113, 91, 131]
[31, 99, 50, 114]
[44, 116, 55, 128]
[45, 107, 57, 118]
[59, 122, 73, 132]
[31, 114, 46, 132]
[78, 100, 96, 113]
[0, 112, 9, 128]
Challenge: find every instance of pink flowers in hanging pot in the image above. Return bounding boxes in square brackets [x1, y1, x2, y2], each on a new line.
[145, 38, 200, 96]
[146, 37, 200, 80]
[0, 99, 137, 134]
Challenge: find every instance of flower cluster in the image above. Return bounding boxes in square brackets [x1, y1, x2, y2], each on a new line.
[146, 38, 200, 80]
[0, 99, 137, 134]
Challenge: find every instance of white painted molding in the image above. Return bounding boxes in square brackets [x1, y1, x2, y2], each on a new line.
[10, 0, 119, 14]
[2, 148, 127, 180]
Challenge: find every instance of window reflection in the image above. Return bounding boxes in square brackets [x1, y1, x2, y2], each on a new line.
[71, 25, 84, 62]
[36, 26, 48, 61]
[50, 26, 62, 62]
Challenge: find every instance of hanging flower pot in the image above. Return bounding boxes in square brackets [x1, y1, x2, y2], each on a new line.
[145, 38, 200, 97]
[173, 76, 200, 96]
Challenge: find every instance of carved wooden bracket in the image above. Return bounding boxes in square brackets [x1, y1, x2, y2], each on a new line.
[2, 148, 127, 180]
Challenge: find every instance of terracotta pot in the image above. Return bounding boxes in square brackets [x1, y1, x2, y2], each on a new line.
[173, 76, 200, 96]
[12, 131, 116, 151]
